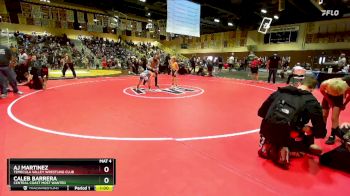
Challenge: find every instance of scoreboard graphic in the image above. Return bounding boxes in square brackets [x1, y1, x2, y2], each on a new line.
[7, 159, 116, 191]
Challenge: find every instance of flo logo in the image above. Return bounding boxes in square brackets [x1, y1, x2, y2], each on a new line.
[123, 85, 204, 99]
[322, 10, 340, 16]
[319, 0, 340, 16]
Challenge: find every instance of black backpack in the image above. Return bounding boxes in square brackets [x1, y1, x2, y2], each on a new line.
[264, 92, 305, 126]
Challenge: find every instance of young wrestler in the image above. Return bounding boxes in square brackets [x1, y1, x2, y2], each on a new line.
[320, 76, 350, 145]
[137, 70, 153, 91]
[170, 56, 179, 88]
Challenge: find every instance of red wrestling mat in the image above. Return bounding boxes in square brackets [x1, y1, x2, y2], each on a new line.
[1, 75, 350, 196]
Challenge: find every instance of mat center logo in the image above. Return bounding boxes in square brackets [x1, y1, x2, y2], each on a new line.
[123, 85, 204, 99]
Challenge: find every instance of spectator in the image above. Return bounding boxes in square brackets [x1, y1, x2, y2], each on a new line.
[267, 53, 281, 84]
[228, 53, 235, 72]
[16, 48, 29, 83]
[337, 53, 347, 71]
[0, 44, 23, 98]
[249, 57, 261, 82]
[190, 55, 196, 73]
[207, 58, 214, 77]
[286, 63, 306, 84]
[217, 56, 223, 73]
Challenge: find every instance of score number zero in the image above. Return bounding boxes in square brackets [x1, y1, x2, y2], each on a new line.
[99, 159, 112, 184]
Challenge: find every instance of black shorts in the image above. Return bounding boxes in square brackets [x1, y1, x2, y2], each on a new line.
[322, 94, 344, 109]
[171, 70, 177, 77]
[250, 67, 258, 74]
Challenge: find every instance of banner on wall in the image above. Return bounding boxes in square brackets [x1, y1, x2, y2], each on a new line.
[126, 20, 132, 30]
[31, 5, 41, 18]
[66, 10, 74, 22]
[41, 6, 50, 19]
[77, 11, 85, 23]
[21, 2, 31, 17]
[18, 14, 27, 25]
[269, 25, 299, 33]
[51, 7, 59, 20]
[136, 22, 142, 32]
[102, 16, 109, 27]
[58, 9, 66, 21]
[87, 13, 94, 24]
[96, 15, 103, 26]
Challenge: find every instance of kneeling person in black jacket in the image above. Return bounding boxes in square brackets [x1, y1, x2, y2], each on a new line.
[257, 77, 327, 169]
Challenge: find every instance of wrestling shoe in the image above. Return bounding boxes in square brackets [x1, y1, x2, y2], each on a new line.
[325, 136, 335, 145]
[1, 93, 8, 99]
[308, 144, 322, 156]
[270, 146, 290, 170]
[258, 143, 271, 159]
[14, 91, 24, 95]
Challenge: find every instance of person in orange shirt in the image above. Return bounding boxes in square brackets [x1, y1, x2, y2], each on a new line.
[170, 56, 179, 88]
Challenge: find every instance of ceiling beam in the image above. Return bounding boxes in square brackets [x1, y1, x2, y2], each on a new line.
[202, 3, 239, 19]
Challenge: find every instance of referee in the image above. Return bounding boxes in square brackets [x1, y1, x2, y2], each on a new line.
[147, 53, 160, 88]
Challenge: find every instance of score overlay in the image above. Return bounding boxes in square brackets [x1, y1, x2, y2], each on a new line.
[7, 158, 116, 191]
